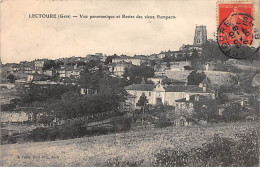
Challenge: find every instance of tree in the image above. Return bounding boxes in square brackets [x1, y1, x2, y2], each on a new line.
[218, 93, 228, 104]
[42, 60, 57, 70]
[49, 81, 127, 120]
[79, 60, 103, 94]
[137, 93, 149, 126]
[137, 93, 148, 107]
[7, 74, 16, 83]
[201, 40, 228, 62]
[190, 49, 199, 60]
[193, 96, 218, 122]
[99, 75, 127, 109]
[184, 66, 192, 70]
[150, 60, 157, 67]
[222, 102, 242, 122]
[166, 62, 171, 68]
[19, 84, 78, 105]
[105, 54, 118, 64]
[187, 71, 206, 85]
[76, 61, 86, 67]
[163, 56, 171, 62]
[183, 51, 190, 60]
[56, 61, 64, 68]
[123, 65, 154, 85]
[190, 49, 200, 69]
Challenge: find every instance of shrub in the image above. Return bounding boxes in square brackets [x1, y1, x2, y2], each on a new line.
[112, 116, 132, 132]
[155, 116, 172, 128]
[153, 130, 259, 167]
[153, 148, 189, 166]
[106, 156, 144, 167]
[22, 116, 132, 143]
[26, 127, 52, 142]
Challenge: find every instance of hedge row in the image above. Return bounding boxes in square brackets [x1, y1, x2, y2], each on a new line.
[3, 116, 132, 144]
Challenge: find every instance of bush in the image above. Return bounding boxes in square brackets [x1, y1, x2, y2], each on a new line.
[22, 115, 132, 143]
[26, 127, 52, 142]
[153, 130, 259, 167]
[155, 116, 172, 128]
[154, 148, 189, 166]
[112, 116, 132, 132]
[106, 156, 144, 167]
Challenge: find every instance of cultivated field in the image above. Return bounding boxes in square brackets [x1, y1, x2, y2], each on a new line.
[0, 121, 259, 166]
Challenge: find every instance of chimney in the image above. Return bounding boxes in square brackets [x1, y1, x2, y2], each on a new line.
[141, 77, 146, 85]
[195, 95, 199, 101]
[74, 64, 78, 69]
[186, 94, 190, 101]
[203, 86, 206, 92]
[241, 98, 244, 107]
[206, 63, 209, 71]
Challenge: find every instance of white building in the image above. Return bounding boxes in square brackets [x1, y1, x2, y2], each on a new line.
[125, 80, 215, 110]
[112, 56, 146, 66]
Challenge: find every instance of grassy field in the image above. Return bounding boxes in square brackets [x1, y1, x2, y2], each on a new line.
[0, 121, 259, 166]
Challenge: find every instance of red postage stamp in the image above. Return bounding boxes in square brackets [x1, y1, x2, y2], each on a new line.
[217, 1, 259, 59]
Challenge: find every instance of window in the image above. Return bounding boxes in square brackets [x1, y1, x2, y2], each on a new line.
[149, 92, 151, 96]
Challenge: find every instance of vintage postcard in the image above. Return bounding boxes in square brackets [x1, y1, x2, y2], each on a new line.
[0, 0, 259, 167]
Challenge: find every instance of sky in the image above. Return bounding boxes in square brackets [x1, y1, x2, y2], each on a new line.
[1, 0, 219, 64]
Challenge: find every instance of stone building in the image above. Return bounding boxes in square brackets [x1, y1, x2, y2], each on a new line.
[125, 79, 215, 110]
[108, 61, 133, 77]
[193, 25, 207, 45]
[34, 59, 47, 74]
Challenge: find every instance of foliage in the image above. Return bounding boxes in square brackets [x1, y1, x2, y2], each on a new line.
[190, 49, 200, 69]
[163, 56, 171, 62]
[6, 74, 16, 83]
[23, 115, 132, 142]
[79, 61, 104, 94]
[153, 130, 259, 167]
[217, 92, 229, 104]
[222, 102, 243, 122]
[154, 148, 189, 166]
[193, 96, 219, 122]
[106, 157, 145, 167]
[105, 54, 119, 64]
[137, 93, 148, 107]
[112, 116, 132, 132]
[248, 95, 259, 117]
[19, 84, 78, 105]
[200, 40, 228, 62]
[184, 66, 192, 70]
[166, 62, 171, 68]
[50, 90, 126, 120]
[37, 115, 54, 125]
[155, 115, 172, 128]
[42, 60, 59, 70]
[187, 71, 206, 85]
[76, 61, 86, 67]
[1, 121, 259, 166]
[123, 65, 154, 85]
[218, 85, 240, 94]
[150, 60, 157, 67]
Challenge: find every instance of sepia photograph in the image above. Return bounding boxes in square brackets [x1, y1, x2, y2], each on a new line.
[0, 0, 260, 167]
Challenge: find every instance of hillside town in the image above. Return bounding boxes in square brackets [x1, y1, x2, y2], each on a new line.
[1, 25, 259, 144]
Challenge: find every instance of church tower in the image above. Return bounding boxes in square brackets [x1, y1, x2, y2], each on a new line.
[193, 25, 207, 45]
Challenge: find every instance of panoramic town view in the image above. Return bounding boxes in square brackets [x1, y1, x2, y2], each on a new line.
[1, 25, 259, 166]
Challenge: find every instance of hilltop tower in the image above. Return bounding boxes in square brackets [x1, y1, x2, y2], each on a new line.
[193, 25, 207, 45]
